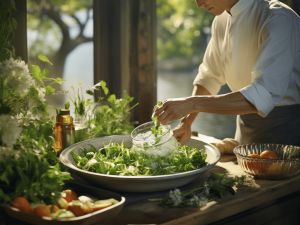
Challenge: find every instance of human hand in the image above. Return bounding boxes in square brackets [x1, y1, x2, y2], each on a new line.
[154, 97, 194, 125]
[173, 121, 192, 144]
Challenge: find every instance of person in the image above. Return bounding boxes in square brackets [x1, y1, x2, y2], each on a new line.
[154, 0, 300, 146]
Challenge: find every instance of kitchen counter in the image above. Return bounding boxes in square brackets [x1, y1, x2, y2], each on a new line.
[1, 135, 300, 225]
[101, 135, 300, 225]
[100, 163, 300, 225]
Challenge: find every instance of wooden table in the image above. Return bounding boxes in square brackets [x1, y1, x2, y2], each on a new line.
[100, 135, 300, 225]
[1, 135, 300, 225]
[99, 161, 300, 225]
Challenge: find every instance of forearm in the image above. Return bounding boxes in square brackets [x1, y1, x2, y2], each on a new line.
[190, 91, 257, 115]
[181, 85, 211, 126]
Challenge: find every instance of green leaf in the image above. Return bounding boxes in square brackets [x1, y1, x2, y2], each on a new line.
[38, 54, 53, 65]
[99, 80, 109, 95]
[53, 77, 64, 85]
[65, 102, 70, 109]
[72, 143, 206, 176]
[45, 85, 55, 95]
[30, 65, 43, 81]
[86, 90, 94, 95]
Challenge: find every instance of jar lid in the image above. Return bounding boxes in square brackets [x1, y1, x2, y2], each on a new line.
[59, 109, 70, 115]
[56, 115, 74, 124]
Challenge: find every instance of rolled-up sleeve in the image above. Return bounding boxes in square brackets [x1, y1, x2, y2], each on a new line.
[193, 19, 225, 95]
[240, 14, 294, 117]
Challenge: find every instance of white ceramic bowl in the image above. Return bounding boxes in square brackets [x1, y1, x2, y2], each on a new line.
[59, 135, 220, 192]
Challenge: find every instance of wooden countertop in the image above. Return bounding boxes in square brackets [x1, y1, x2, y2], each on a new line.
[1, 134, 300, 225]
[100, 160, 300, 225]
[101, 134, 300, 225]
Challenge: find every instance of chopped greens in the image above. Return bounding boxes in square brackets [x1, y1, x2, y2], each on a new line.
[71, 143, 207, 176]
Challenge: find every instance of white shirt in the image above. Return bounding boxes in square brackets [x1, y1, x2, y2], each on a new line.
[193, 0, 300, 117]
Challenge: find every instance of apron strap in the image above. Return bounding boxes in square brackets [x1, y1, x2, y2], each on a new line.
[235, 105, 300, 146]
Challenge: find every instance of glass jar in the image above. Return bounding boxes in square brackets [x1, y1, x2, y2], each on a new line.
[53, 109, 75, 154]
[131, 121, 178, 157]
[74, 114, 88, 142]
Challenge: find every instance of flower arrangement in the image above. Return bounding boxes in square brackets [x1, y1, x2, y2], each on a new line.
[0, 54, 138, 204]
[0, 58, 34, 147]
[0, 56, 71, 204]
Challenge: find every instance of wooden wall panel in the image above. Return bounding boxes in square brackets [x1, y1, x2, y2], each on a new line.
[93, 0, 157, 124]
[129, 0, 157, 124]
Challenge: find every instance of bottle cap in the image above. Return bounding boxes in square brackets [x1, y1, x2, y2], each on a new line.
[59, 109, 70, 115]
[56, 109, 73, 124]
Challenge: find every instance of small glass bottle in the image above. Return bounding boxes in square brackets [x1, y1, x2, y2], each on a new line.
[54, 109, 75, 154]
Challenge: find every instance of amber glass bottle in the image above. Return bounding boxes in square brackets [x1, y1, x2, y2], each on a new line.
[54, 109, 75, 154]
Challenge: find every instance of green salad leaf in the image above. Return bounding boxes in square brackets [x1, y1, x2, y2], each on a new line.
[71, 143, 207, 176]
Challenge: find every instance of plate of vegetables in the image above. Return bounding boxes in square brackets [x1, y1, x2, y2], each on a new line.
[59, 135, 220, 192]
[3, 182, 125, 225]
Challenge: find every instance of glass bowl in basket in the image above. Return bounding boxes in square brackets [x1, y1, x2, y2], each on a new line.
[233, 144, 300, 179]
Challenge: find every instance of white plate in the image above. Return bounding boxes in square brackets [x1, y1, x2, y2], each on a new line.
[59, 135, 220, 192]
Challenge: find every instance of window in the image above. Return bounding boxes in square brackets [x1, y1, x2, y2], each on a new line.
[27, 0, 93, 113]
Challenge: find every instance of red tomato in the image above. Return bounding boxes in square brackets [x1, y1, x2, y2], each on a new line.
[12, 196, 32, 213]
[61, 189, 78, 202]
[33, 204, 51, 217]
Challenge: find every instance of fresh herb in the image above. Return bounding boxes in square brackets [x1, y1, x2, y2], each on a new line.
[0, 149, 71, 204]
[151, 101, 163, 133]
[150, 101, 165, 144]
[156, 173, 250, 208]
[71, 142, 207, 176]
[71, 86, 92, 118]
[86, 81, 137, 138]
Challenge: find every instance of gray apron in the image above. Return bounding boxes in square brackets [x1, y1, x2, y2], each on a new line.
[235, 105, 300, 146]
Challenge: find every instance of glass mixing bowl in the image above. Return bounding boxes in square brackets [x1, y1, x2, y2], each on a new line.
[131, 121, 178, 157]
[233, 143, 300, 179]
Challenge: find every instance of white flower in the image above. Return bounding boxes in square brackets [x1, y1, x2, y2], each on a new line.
[203, 182, 210, 195]
[0, 115, 22, 148]
[169, 188, 183, 206]
[0, 58, 48, 118]
[37, 87, 46, 101]
[188, 195, 208, 207]
[16, 112, 39, 126]
[0, 58, 34, 97]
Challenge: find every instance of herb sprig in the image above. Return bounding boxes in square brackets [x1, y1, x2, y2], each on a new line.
[155, 173, 250, 208]
[0, 149, 71, 204]
[72, 81, 137, 140]
[150, 101, 165, 144]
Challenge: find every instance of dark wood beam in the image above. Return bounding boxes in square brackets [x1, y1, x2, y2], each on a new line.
[93, 0, 157, 124]
[13, 0, 28, 62]
[129, 0, 157, 124]
[93, 0, 122, 97]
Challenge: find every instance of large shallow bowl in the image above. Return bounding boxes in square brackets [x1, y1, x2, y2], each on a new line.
[3, 182, 125, 225]
[60, 135, 220, 192]
[234, 144, 300, 179]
